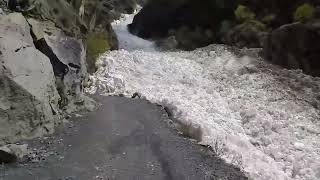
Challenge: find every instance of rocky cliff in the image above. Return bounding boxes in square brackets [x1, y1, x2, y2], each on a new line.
[0, 0, 140, 145]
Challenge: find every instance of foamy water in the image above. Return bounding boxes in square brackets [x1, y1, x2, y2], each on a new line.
[86, 13, 320, 180]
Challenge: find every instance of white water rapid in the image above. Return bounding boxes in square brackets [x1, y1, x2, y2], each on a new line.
[86, 13, 320, 180]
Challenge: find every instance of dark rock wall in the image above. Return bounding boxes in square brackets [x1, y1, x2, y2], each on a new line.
[263, 22, 320, 77]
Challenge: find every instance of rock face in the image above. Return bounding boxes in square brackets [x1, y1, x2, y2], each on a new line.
[14, 0, 134, 73]
[0, 0, 143, 145]
[22, 0, 139, 36]
[128, 1, 178, 39]
[0, 13, 61, 145]
[128, 0, 320, 77]
[263, 22, 320, 76]
[128, 0, 238, 49]
[130, 0, 320, 50]
[27, 18, 93, 111]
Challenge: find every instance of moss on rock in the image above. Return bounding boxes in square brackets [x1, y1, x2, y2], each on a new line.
[261, 14, 276, 25]
[235, 5, 255, 22]
[294, 3, 315, 22]
[86, 32, 111, 73]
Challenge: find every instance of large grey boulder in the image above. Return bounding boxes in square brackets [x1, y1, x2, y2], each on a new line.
[0, 13, 61, 145]
[27, 18, 96, 113]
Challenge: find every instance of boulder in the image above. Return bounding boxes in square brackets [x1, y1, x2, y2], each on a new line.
[24, 0, 120, 74]
[0, 148, 17, 164]
[0, 144, 29, 164]
[128, 1, 178, 38]
[263, 21, 320, 76]
[27, 18, 97, 112]
[128, 0, 238, 40]
[0, 13, 61, 145]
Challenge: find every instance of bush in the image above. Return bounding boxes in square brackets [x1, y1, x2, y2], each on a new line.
[294, 3, 315, 22]
[235, 5, 256, 22]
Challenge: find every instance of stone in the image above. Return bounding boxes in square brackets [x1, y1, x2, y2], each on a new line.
[0, 13, 61, 145]
[25, 1, 120, 75]
[128, 1, 177, 39]
[128, 0, 238, 40]
[263, 22, 320, 76]
[7, 144, 29, 158]
[28, 18, 97, 113]
[294, 142, 305, 150]
[0, 144, 29, 163]
[0, 149, 17, 164]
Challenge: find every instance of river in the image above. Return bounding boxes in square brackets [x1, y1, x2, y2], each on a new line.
[87, 12, 320, 180]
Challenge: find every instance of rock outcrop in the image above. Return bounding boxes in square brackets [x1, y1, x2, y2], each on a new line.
[0, 13, 61, 145]
[0, 0, 143, 146]
[128, 0, 238, 49]
[263, 21, 320, 76]
[128, 0, 320, 76]
[130, 0, 320, 51]
[27, 18, 96, 112]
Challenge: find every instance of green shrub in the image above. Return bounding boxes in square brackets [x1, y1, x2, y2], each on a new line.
[294, 3, 315, 22]
[235, 5, 255, 22]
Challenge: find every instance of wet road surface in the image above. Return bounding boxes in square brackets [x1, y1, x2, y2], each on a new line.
[0, 96, 247, 180]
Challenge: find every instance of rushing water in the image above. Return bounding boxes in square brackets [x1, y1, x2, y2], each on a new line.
[87, 13, 320, 180]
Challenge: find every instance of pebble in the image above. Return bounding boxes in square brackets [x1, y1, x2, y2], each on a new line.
[294, 142, 305, 151]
